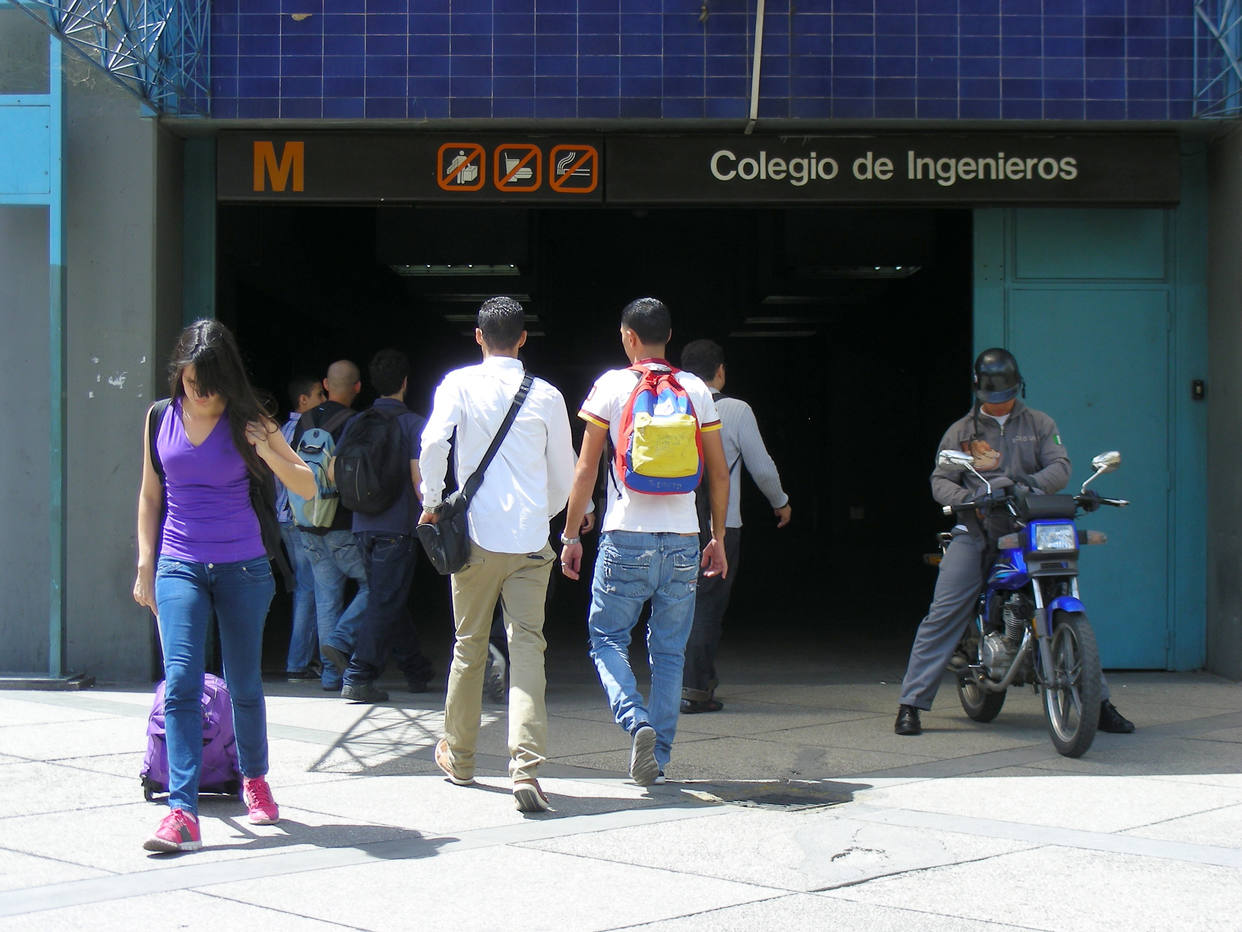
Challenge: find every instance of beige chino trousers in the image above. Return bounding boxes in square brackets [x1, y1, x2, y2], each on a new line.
[441, 539, 556, 783]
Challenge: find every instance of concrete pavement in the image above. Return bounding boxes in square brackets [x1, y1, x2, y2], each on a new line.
[1, 635, 1240, 930]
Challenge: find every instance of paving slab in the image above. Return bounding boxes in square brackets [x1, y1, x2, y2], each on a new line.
[205, 843, 773, 932]
[525, 804, 1033, 892]
[0, 889, 343, 930]
[1124, 802, 1242, 849]
[643, 892, 1021, 931]
[837, 845, 1242, 932]
[852, 773, 1242, 833]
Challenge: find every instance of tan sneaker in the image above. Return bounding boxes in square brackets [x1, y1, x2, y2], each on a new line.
[513, 779, 551, 813]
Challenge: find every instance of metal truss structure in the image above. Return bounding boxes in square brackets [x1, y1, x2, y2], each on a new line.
[1196, 0, 1242, 117]
[8, 0, 209, 115]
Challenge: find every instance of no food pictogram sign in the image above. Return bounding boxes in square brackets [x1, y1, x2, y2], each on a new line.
[437, 143, 485, 191]
[549, 145, 598, 193]
[494, 144, 542, 192]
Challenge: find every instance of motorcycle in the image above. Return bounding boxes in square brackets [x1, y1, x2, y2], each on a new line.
[935, 449, 1129, 758]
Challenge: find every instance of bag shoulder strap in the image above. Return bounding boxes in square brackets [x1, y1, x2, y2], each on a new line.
[148, 398, 172, 482]
[460, 373, 534, 503]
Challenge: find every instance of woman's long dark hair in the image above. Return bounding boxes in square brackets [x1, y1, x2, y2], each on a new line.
[167, 319, 273, 480]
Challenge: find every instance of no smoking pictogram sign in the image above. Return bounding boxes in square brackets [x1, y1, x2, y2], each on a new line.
[437, 143, 485, 191]
[549, 145, 598, 193]
[494, 144, 542, 192]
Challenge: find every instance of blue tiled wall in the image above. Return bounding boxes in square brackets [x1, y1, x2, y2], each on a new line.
[209, 0, 1198, 121]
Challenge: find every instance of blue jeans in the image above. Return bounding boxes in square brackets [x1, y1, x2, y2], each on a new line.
[587, 531, 700, 770]
[280, 523, 317, 673]
[346, 531, 422, 686]
[302, 529, 369, 689]
[154, 556, 275, 815]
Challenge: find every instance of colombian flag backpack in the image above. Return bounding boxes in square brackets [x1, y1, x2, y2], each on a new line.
[613, 363, 704, 495]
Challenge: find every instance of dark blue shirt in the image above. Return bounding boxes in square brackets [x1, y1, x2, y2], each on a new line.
[348, 397, 427, 536]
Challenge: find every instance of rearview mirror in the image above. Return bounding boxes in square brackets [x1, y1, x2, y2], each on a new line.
[937, 449, 975, 470]
[1082, 450, 1122, 494]
[1091, 451, 1121, 473]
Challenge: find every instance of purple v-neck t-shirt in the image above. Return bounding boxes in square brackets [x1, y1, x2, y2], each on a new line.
[156, 398, 265, 564]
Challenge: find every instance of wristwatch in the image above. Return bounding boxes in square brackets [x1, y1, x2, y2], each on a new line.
[559, 533, 580, 546]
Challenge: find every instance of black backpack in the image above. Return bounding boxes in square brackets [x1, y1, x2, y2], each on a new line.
[333, 406, 409, 515]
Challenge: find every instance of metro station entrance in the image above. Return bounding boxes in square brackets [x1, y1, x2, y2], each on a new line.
[216, 202, 972, 666]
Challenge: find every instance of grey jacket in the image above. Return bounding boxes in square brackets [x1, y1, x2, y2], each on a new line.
[716, 395, 789, 528]
[930, 400, 1071, 508]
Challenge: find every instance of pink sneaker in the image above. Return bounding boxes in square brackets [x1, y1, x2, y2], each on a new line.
[243, 776, 280, 825]
[143, 808, 201, 853]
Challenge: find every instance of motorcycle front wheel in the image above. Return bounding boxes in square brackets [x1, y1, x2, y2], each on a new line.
[956, 667, 1006, 721]
[1042, 611, 1102, 758]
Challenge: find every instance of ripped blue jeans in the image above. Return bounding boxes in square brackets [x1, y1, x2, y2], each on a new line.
[587, 531, 700, 771]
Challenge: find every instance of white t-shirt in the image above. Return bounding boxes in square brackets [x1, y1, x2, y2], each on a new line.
[579, 361, 721, 534]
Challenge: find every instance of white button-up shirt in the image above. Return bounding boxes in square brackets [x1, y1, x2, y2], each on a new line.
[420, 355, 574, 555]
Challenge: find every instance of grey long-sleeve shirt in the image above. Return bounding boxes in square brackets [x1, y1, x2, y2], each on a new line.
[929, 399, 1071, 507]
[716, 395, 789, 528]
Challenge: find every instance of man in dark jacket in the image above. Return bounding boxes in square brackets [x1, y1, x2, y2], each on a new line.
[894, 348, 1134, 737]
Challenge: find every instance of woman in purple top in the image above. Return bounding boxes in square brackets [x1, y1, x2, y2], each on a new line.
[133, 320, 314, 854]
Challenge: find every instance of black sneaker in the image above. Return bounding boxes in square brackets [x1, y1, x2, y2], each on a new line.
[894, 704, 922, 736]
[286, 670, 317, 683]
[341, 682, 389, 703]
[1098, 700, 1135, 734]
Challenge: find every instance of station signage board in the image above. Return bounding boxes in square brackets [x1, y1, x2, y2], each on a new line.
[219, 131, 1179, 206]
[604, 133, 1180, 206]
[218, 133, 603, 203]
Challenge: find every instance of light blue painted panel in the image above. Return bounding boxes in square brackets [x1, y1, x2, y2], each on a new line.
[1008, 288, 1170, 669]
[1014, 209, 1166, 281]
[0, 104, 50, 196]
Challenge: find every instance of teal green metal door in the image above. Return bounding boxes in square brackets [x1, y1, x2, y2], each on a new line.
[1008, 289, 1170, 668]
[974, 206, 1186, 670]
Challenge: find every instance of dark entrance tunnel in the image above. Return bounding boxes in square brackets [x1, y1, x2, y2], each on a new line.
[216, 203, 972, 670]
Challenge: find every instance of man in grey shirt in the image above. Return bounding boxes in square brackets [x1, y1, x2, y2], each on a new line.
[678, 339, 791, 713]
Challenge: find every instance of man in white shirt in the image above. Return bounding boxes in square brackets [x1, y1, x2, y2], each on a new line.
[419, 296, 576, 814]
[560, 297, 731, 786]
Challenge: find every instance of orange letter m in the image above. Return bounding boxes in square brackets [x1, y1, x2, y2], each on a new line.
[253, 141, 304, 192]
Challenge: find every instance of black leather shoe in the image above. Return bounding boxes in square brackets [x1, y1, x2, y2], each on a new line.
[681, 698, 724, 714]
[342, 682, 389, 703]
[1098, 700, 1135, 734]
[894, 704, 922, 735]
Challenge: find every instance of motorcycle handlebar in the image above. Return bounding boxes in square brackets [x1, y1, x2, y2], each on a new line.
[941, 493, 1130, 517]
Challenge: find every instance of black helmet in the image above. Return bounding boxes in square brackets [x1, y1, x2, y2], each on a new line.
[973, 348, 1022, 404]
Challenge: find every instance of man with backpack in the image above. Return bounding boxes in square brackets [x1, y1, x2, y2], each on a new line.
[334, 348, 433, 703]
[678, 339, 791, 714]
[560, 297, 731, 786]
[420, 296, 576, 813]
[276, 375, 326, 682]
[292, 360, 369, 693]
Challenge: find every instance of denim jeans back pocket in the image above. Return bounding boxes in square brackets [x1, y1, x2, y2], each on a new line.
[668, 549, 700, 596]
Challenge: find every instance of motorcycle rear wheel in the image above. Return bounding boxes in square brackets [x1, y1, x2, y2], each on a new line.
[957, 673, 1006, 722]
[1042, 611, 1102, 758]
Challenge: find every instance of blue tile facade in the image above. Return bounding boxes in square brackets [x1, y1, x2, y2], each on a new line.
[209, 0, 1200, 121]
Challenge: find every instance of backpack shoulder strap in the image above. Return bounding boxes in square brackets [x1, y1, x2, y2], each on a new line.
[321, 404, 356, 434]
[148, 398, 172, 482]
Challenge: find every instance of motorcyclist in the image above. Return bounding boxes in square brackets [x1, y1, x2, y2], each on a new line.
[894, 348, 1135, 737]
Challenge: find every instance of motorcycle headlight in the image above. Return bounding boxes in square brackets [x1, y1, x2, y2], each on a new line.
[1032, 522, 1077, 552]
